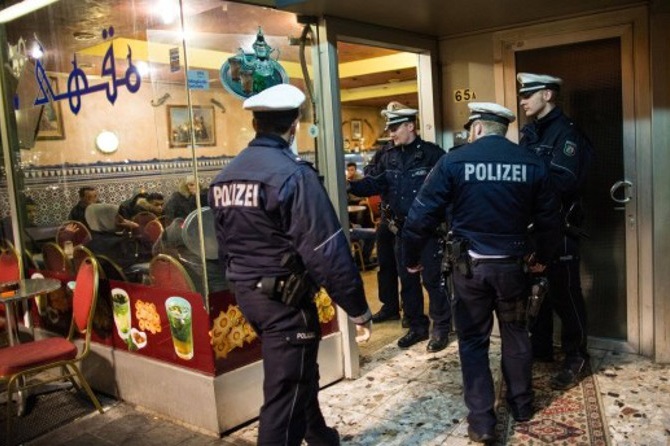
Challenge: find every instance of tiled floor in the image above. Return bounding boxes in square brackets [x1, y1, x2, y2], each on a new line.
[23, 269, 670, 445]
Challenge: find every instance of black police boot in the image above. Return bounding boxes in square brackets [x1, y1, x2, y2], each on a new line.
[397, 330, 428, 349]
[401, 315, 410, 328]
[371, 307, 400, 323]
[426, 334, 449, 353]
[467, 426, 495, 444]
[509, 404, 534, 422]
[550, 356, 587, 390]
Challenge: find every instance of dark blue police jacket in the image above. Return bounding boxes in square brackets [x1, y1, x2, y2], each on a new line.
[209, 134, 369, 319]
[402, 134, 561, 267]
[349, 137, 445, 219]
[519, 107, 593, 211]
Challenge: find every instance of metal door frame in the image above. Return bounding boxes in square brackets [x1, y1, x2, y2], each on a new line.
[493, 6, 652, 355]
[313, 16, 440, 377]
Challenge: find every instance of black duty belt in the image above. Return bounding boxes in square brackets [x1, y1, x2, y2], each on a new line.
[470, 257, 521, 266]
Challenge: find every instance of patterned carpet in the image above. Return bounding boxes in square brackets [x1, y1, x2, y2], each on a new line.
[495, 359, 610, 445]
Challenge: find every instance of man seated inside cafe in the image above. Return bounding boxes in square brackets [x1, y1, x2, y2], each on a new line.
[1, 196, 39, 252]
[67, 186, 98, 227]
[346, 162, 364, 205]
[84, 203, 153, 271]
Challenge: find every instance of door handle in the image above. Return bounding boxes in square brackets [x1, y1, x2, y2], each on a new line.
[610, 180, 632, 204]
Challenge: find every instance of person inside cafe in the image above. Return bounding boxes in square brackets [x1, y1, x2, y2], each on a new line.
[67, 186, 98, 227]
[117, 189, 148, 220]
[1, 195, 39, 253]
[164, 175, 201, 223]
[346, 162, 364, 205]
[84, 203, 153, 271]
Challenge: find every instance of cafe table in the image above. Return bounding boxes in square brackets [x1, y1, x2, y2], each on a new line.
[1, 278, 61, 346]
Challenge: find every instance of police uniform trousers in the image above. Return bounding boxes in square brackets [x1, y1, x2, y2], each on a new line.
[376, 222, 400, 314]
[530, 236, 589, 369]
[395, 235, 451, 336]
[452, 260, 533, 434]
[232, 280, 336, 446]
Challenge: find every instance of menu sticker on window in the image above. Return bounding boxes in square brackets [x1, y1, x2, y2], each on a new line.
[187, 70, 210, 90]
[169, 48, 180, 72]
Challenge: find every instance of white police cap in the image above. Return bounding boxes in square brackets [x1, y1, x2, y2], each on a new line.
[517, 72, 562, 96]
[381, 101, 418, 129]
[464, 102, 516, 130]
[243, 84, 306, 111]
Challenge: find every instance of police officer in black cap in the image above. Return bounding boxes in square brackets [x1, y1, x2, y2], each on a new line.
[517, 73, 593, 390]
[209, 83, 372, 446]
[348, 101, 451, 352]
[403, 102, 561, 443]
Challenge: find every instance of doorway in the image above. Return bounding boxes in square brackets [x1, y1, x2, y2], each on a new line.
[515, 39, 627, 340]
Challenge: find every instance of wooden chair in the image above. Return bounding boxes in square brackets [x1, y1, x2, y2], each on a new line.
[96, 255, 129, 282]
[0, 257, 104, 443]
[41, 242, 72, 274]
[55, 220, 92, 248]
[149, 253, 196, 293]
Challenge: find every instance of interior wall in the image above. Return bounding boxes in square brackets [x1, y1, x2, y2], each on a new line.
[439, 33, 496, 149]
[21, 77, 313, 167]
[340, 105, 385, 151]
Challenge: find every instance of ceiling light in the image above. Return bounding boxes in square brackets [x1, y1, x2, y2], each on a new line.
[0, 0, 59, 24]
[30, 43, 43, 59]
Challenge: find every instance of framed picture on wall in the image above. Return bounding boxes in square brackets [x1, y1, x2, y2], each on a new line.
[168, 105, 216, 147]
[351, 119, 362, 140]
[36, 76, 65, 140]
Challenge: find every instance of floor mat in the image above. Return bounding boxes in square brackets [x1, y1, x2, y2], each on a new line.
[495, 359, 610, 445]
[0, 386, 115, 446]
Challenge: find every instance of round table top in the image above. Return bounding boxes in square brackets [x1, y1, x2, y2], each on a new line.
[0, 278, 61, 302]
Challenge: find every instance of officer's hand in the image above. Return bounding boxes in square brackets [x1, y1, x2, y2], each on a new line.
[355, 320, 372, 343]
[406, 264, 423, 274]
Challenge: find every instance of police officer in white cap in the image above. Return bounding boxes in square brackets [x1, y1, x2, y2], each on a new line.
[403, 102, 561, 443]
[349, 101, 452, 353]
[209, 83, 373, 446]
[517, 72, 594, 390]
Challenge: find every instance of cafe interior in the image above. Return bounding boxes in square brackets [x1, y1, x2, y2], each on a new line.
[1, 0, 670, 441]
[0, 0, 426, 436]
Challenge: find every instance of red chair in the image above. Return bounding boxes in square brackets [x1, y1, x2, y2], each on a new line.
[0, 240, 22, 335]
[149, 253, 196, 293]
[366, 195, 382, 227]
[72, 244, 95, 274]
[0, 256, 104, 443]
[132, 211, 157, 238]
[56, 220, 92, 248]
[142, 218, 164, 245]
[41, 242, 72, 274]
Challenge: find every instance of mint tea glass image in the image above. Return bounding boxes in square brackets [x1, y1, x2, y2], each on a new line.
[111, 288, 131, 340]
[165, 297, 193, 360]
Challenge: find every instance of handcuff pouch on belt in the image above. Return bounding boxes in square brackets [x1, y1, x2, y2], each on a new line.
[257, 253, 316, 308]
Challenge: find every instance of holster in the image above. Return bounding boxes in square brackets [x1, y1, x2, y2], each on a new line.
[445, 238, 472, 278]
[526, 277, 548, 329]
[257, 253, 316, 308]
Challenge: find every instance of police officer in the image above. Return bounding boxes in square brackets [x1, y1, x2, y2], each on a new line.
[517, 73, 593, 389]
[402, 102, 561, 443]
[362, 146, 404, 328]
[348, 101, 451, 352]
[209, 84, 373, 446]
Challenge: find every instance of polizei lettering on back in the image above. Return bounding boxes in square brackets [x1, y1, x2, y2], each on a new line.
[463, 163, 527, 182]
[211, 183, 260, 207]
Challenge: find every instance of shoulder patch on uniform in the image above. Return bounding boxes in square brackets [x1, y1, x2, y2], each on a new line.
[563, 141, 577, 157]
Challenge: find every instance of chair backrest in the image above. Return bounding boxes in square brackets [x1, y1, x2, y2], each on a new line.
[0, 239, 21, 282]
[72, 244, 95, 274]
[149, 253, 196, 293]
[143, 218, 164, 245]
[96, 254, 129, 282]
[41, 241, 72, 274]
[69, 257, 99, 349]
[367, 195, 382, 226]
[56, 220, 92, 248]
